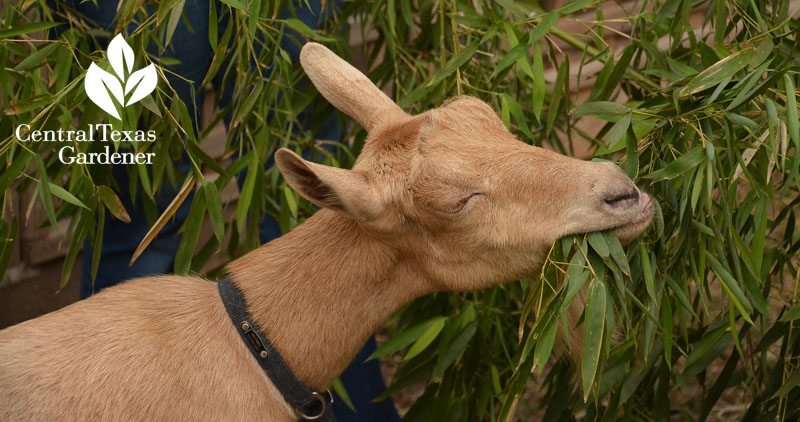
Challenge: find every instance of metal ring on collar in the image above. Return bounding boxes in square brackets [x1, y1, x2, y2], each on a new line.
[294, 390, 332, 420]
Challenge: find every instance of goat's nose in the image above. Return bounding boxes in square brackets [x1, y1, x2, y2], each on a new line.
[603, 188, 639, 208]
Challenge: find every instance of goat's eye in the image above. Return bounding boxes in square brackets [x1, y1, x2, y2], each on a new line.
[447, 193, 480, 214]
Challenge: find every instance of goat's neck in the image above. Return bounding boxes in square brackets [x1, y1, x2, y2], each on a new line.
[226, 210, 427, 391]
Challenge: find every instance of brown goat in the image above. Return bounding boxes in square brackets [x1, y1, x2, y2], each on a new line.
[0, 43, 653, 420]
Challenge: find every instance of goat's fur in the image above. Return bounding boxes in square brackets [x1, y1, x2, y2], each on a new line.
[0, 43, 652, 420]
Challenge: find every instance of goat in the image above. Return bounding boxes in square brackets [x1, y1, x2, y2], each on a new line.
[0, 42, 653, 421]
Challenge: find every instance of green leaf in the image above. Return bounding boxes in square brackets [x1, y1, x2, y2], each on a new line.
[331, 378, 355, 411]
[560, 0, 594, 14]
[236, 154, 258, 235]
[165, 0, 186, 47]
[91, 207, 104, 283]
[0, 22, 62, 40]
[174, 191, 206, 275]
[784, 74, 799, 149]
[282, 185, 298, 219]
[219, 0, 247, 10]
[284, 18, 336, 42]
[532, 321, 557, 373]
[97, 185, 131, 223]
[248, 0, 261, 38]
[604, 231, 630, 275]
[34, 155, 57, 229]
[779, 304, 800, 322]
[367, 316, 446, 361]
[0, 218, 18, 280]
[771, 369, 800, 399]
[546, 57, 568, 138]
[428, 38, 481, 86]
[203, 182, 225, 245]
[640, 241, 655, 303]
[0, 152, 33, 192]
[571, 101, 629, 118]
[450, 14, 490, 28]
[501, 93, 533, 139]
[48, 183, 89, 210]
[604, 114, 631, 148]
[405, 317, 446, 361]
[529, 12, 559, 44]
[582, 278, 607, 401]
[491, 43, 529, 78]
[208, 0, 218, 50]
[682, 326, 729, 376]
[15, 42, 60, 72]
[587, 231, 609, 258]
[434, 322, 477, 374]
[532, 42, 545, 122]
[705, 252, 754, 323]
[645, 148, 705, 180]
[678, 48, 755, 96]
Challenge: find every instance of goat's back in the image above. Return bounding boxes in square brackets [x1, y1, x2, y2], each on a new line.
[0, 276, 292, 421]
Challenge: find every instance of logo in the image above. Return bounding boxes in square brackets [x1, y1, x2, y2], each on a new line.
[84, 34, 157, 120]
[14, 34, 160, 165]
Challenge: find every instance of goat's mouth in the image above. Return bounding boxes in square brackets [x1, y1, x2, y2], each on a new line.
[612, 192, 655, 244]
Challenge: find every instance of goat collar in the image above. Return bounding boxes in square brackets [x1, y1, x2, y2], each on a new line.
[218, 276, 335, 421]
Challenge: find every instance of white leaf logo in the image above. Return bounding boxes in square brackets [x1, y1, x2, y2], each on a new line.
[125, 64, 158, 106]
[84, 34, 157, 120]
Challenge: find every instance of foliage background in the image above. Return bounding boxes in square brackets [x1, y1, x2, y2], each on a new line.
[1, 0, 800, 420]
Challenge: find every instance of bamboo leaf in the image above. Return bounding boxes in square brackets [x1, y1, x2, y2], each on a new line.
[532, 42, 545, 122]
[284, 18, 336, 42]
[165, 0, 185, 47]
[571, 101, 629, 118]
[219, 0, 246, 11]
[645, 148, 705, 180]
[428, 38, 481, 86]
[779, 304, 800, 322]
[770, 369, 800, 399]
[174, 191, 206, 275]
[582, 278, 607, 401]
[705, 252, 754, 323]
[404, 317, 446, 361]
[367, 317, 446, 361]
[48, 183, 89, 210]
[203, 181, 225, 245]
[587, 231, 610, 258]
[604, 114, 631, 148]
[331, 378, 355, 412]
[529, 12, 559, 44]
[678, 48, 755, 96]
[15, 43, 60, 71]
[130, 175, 196, 265]
[34, 155, 57, 229]
[0, 22, 62, 39]
[97, 185, 131, 223]
[604, 231, 630, 275]
[784, 74, 799, 149]
[0, 218, 17, 279]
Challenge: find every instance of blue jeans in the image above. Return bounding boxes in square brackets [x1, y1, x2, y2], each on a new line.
[63, 1, 398, 420]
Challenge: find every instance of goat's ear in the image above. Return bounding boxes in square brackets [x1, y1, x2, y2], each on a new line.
[275, 148, 382, 221]
[300, 42, 407, 132]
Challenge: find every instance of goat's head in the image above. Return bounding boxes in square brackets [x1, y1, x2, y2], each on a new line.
[276, 43, 653, 292]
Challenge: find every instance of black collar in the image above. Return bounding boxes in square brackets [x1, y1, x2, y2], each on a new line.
[218, 276, 335, 421]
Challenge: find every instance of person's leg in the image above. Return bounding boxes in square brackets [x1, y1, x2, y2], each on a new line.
[70, 0, 213, 297]
[213, 1, 399, 419]
[69, 1, 398, 417]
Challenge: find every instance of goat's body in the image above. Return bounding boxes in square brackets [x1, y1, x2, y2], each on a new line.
[0, 276, 292, 421]
[0, 42, 653, 420]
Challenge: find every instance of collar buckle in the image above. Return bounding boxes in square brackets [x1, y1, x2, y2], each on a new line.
[294, 390, 333, 420]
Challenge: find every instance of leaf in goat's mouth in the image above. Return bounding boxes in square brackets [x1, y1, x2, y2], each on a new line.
[522, 229, 639, 400]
